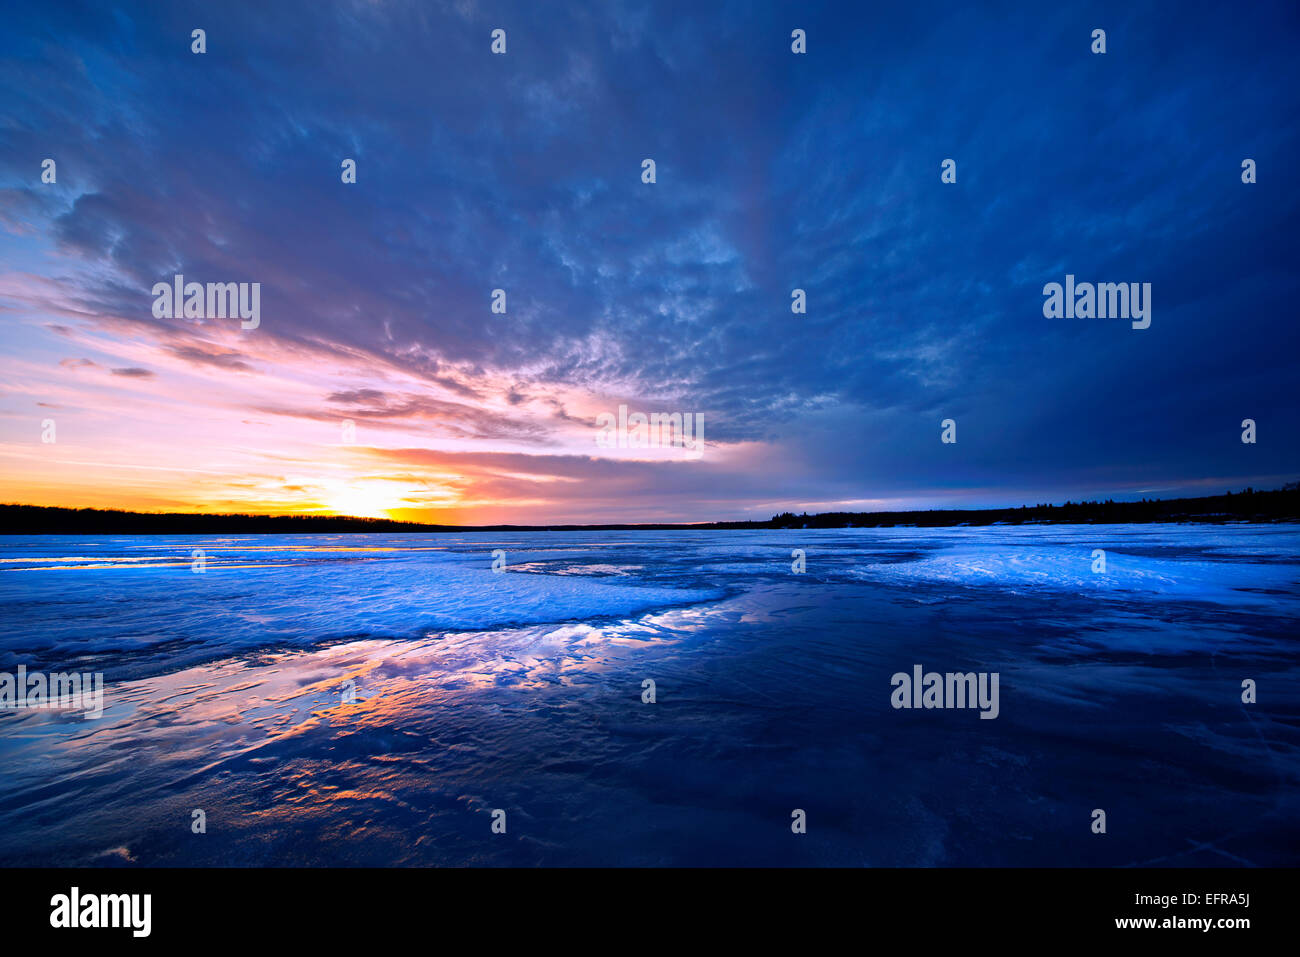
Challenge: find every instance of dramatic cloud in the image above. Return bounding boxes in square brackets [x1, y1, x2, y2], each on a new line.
[0, 1, 1297, 521]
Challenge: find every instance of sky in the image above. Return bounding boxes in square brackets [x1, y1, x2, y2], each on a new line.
[1, 0, 1298, 524]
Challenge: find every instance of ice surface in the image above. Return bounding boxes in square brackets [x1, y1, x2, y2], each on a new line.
[850, 543, 1300, 604]
[0, 524, 1296, 866]
[0, 535, 723, 679]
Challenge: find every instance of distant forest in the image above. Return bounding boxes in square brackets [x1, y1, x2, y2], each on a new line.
[767, 483, 1300, 529]
[2, 483, 1297, 534]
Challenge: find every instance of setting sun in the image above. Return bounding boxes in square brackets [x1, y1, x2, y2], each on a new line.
[324, 484, 399, 519]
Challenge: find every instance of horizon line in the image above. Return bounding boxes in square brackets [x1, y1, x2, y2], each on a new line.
[3, 482, 1296, 532]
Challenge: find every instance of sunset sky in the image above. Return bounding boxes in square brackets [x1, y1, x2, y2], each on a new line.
[2, 1, 1298, 524]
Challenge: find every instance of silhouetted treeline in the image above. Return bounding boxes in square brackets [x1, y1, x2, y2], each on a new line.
[2, 483, 1297, 533]
[768, 483, 1300, 528]
[0, 505, 752, 534]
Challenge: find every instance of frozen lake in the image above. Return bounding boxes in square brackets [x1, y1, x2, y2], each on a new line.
[0, 524, 1296, 865]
